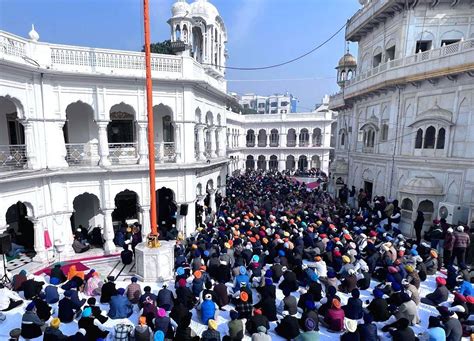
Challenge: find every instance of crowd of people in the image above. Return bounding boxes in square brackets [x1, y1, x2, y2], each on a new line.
[0, 171, 473, 340]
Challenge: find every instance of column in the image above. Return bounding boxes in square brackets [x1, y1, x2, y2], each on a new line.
[297, 133, 301, 147]
[32, 218, 47, 262]
[209, 126, 217, 158]
[216, 127, 225, 157]
[54, 212, 75, 259]
[197, 194, 206, 225]
[196, 124, 205, 160]
[140, 205, 151, 240]
[208, 189, 216, 213]
[137, 121, 149, 165]
[22, 121, 41, 169]
[309, 132, 313, 147]
[97, 121, 111, 167]
[103, 209, 116, 254]
[185, 201, 196, 237]
[45, 121, 69, 169]
[278, 158, 286, 171]
[175, 123, 182, 163]
[280, 132, 287, 148]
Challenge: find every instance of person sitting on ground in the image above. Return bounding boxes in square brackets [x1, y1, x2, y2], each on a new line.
[201, 319, 221, 341]
[11, 269, 27, 292]
[157, 283, 174, 311]
[50, 264, 67, 283]
[394, 292, 420, 326]
[139, 285, 157, 309]
[78, 307, 109, 340]
[275, 309, 301, 340]
[154, 308, 174, 339]
[199, 293, 218, 325]
[343, 288, 364, 320]
[367, 287, 391, 322]
[227, 309, 245, 341]
[121, 244, 134, 265]
[246, 308, 270, 335]
[44, 277, 60, 304]
[43, 317, 67, 341]
[84, 297, 109, 324]
[133, 315, 153, 341]
[296, 317, 319, 341]
[176, 278, 196, 310]
[0, 283, 23, 311]
[421, 276, 449, 306]
[126, 276, 142, 304]
[419, 316, 446, 341]
[84, 270, 102, 296]
[100, 275, 117, 304]
[173, 313, 199, 341]
[382, 317, 416, 341]
[108, 287, 133, 319]
[341, 318, 360, 341]
[356, 313, 378, 341]
[323, 298, 345, 332]
[279, 288, 297, 316]
[32, 292, 52, 322]
[58, 290, 81, 323]
[20, 302, 44, 340]
[251, 325, 271, 341]
[22, 274, 44, 300]
[438, 307, 463, 341]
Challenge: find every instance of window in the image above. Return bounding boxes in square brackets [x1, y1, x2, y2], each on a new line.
[280, 101, 289, 107]
[243, 104, 249, 109]
[363, 129, 375, 148]
[258, 103, 265, 109]
[299, 129, 309, 147]
[341, 133, 345, 147]
[424, 126, 436, 149]
[313, 128, 322, 146]
[441, 39, 460, 46]
[385, 46, 395, 61]
[373, 53, 382, 67]
[416, 40, 432, 53]
[108, 112, 135, 143]
[7, 114, 25, 145]
[401, 198, 413, 211]
[415, 129, 423, 149]
[270, 129, 279, 147]
[287, 129, 297, 147]
[436, 128, 445, 149]
[246, 130, 255, 147]
[270, 102, 278, 108]
[271, 109, 278, 114]
[257, 129, 267, 147]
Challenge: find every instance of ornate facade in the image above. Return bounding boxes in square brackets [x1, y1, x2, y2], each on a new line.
[329, 0, 474, 235]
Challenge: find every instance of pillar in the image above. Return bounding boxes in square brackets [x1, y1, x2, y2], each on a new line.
[137, 121, 149, 165]
[278, 159, 286, 171]
[32, 218, 47, 262]
[140, 205, 151, 240]
[208, 189, 216, 213]
[217, 127, 225, 157]
[103, 209, 116, 254]
[22, 121, 41, 169]
[309, 132, 313, 146]
[175, 123, 182, 163]
[53, 212, 75, 259]
[97, 121, 111, 167]
[185, 201, 196, 237]
[196, 124, 205, 160]
[47, 120, 68, 169]
[280, 133, 287, 148]
[209, 127, 217, 158]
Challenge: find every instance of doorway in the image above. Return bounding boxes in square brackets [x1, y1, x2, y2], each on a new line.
[364, 181, 373, 202]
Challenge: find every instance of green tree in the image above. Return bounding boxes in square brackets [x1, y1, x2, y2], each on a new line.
[142, 40, 175, 55]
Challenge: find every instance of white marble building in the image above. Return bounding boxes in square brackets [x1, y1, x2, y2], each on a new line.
[0, 0, 229, 262]
[329, 0, 474, 235]
[226, 96, 336, 175]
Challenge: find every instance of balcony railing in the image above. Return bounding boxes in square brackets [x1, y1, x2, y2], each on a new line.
[0, 144, 27, 169]
[287, 140, 297, 147]
[65, 143, 99, 166]
[299, 141, 310, 147]
[269, 142, 279, 147]
[246, 142, 255, 147]
[154, 142, 177, 163]
[0, 34, 26, 58]
[108, 142, 138, 164]
[257, 140, 267, 147]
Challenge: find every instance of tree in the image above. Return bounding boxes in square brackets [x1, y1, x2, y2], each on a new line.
[142, 40, 175, 55]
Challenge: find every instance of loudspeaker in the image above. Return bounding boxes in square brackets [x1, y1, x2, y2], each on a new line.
[0, 233, 12, 254]
[179, 204, 189, 216]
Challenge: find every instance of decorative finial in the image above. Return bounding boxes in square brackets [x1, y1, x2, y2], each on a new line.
[28, 24, 39, 42]
[346, 41, 350, 54]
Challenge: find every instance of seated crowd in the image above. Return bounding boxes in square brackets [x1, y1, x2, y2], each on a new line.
[0, 171, 473, 340]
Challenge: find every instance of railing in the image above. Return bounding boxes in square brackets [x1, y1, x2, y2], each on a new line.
[299, 141, 310, 147]
[246, 142, 255, 148]
[194, 140, 200, 160]
[257, 140, 267, 147]
[154, 142, 177, 163]
[65, 143, 99, 166]
[50, 47, 182, 73]
[269, 141, 279, 147]
[0, 34, 26, 58]
[0, 144, 27, 169]
[204, 141, 212, 158]
[345, 38, 474, 88]
[108, 142, 138, 164]
[287, 140, 297, 147]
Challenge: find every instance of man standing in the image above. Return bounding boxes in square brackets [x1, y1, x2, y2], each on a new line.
[444, 227, 455, 268]
[453, 225, 470, 268]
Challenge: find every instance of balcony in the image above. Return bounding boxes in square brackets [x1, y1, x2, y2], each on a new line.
[0, 145, 27, 170]
[65, 143, 99, 166]
[108, 142, 138, 165]
[157, 142, 177, 163]
[330, 38, 474, 108]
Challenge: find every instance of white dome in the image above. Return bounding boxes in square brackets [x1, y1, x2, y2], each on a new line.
[171, 0, 191, 18]
[190, 0, 219, 21]
[28, 24, 39, 42]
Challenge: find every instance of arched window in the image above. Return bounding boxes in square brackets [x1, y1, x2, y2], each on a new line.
[175, 25, 181, 41]
[364, 129, 375, 148]
[299, 128, 309, 147]
[401, 198, 413, 211]
[246, 130, 255, 147]
[341, 133, 345, 147]
[246, 155, 255, 170]
[286, 155, 295, 170]
[424, 126, 436, 149]
[162, 115, 174, 142]
[436, 128, 445, 149]
[415, 128, 423, 149]
[270, 129, 279, 147]
[298, 155, 308, 171]
[313, 128, 322, 146]
[381, 124, 389, 141]
[257, 129, 267, 147]
[287, 129, 297, 147]
[269, 155, 278, 170]
[257, 155, 266, 170]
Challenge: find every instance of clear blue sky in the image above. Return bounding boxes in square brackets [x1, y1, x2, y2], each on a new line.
[0, 0, 360, 111]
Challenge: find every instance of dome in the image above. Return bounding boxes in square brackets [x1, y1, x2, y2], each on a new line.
[401, 174, 444, 196]
[171, 0, 191, 18]
[338, 53, 357, 67]
[190, 0, 219, 21]
[28, 24, 39, 42]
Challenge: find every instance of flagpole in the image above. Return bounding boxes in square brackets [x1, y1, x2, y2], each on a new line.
[143, 0, 158, 237]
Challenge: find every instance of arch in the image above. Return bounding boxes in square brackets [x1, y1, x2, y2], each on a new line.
[64, 101, 98, 144]
[269, 155, 278, 170]
[156, 187, 177, 237]
[362, 168, 374, 181]
[196, 183, 203, 196]
[286, 155, 295, 170]
[206, 179, 214, 192]
[0, 95, 25, 120]
[182, 24, 189, 43]
[270, 129, 279, 147]
[206, 111, 213, 126]
[71, 193, 101, 230]
[340, 132, 346, 147]
[299, 128, 309, 147]
[153, 104, 174, 143]
[217, 175, 222, 189]
[246, 155, 255, 170]
[401, 198, 413, 211]
[415, 128, 423, 149]
[246, 129, 255, 147]
[311, 155, 321, 169]
[418, 199, 434, 223]
[313, 128, 322, 146]
[195, 108, 202, 123]
[112, 190, 139, 223]
[257, 129, 267, 147]
[5, 201, 35, 251]
[380, 123, 389, 141]
[441, 30, 463, 42]
[175, 24, 181, 41]
[436, 127, 445, 149]
[192, 26, 204, 62]
[108, 104, 136, 144]
[257, 155, 266, 170]
[298, 155, 308, 171]
[0, 96, 26, 167]
[424, 126, 436, 149]
[216, 113, 222, 127]
[287, 129, 297, 147]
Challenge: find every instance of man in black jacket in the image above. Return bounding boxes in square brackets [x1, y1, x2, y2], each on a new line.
[245, 308, 270, 335]
[84, 297, 108, 324]
[100, 276, 117, 304]
[381, 318, 416, 341]
[50, 264, 67, 283]
[275, 311, 301, 340]
[58, 290, 81, 323]
[22, 277, 44, 300]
